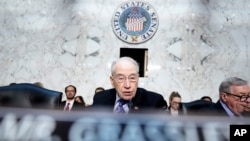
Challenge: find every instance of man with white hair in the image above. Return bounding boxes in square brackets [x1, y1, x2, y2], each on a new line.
[92, 57, 167, 113]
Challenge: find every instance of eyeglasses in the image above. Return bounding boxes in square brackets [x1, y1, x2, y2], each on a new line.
[223, 92, 250, 102]
[171, 102, 180, 105]
[66, 90, 75, 93]
[113, 74, 138, 83]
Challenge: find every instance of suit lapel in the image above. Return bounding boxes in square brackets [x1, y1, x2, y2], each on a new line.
[107, 88, 117, 106]
[215, 100, 229, 116]
[131, 88, 145, 111]
[60, 101, 66, 109]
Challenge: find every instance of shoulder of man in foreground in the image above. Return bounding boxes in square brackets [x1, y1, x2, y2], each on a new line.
[92, 88, 116, 105]
[132, 87, 168, 108]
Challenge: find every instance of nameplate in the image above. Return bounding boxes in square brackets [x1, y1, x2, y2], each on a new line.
[0, 107, 249, 141]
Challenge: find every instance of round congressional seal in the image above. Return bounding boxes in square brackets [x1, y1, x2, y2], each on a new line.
[111, 1, 159, 44]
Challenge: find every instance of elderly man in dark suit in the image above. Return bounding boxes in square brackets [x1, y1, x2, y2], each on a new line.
[178, 77, 250, 117]
[92, 57, 167, 113]
[207, 77, 250, 117]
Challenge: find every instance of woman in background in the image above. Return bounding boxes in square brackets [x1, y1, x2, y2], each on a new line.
[167, 91, 182, 116]
[75, 96, 87, 107]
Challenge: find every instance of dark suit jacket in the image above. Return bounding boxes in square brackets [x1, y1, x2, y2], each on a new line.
[211, 100, 250, 117]
[91, 87, 167, 113]
[200, 100, 240, 117]
[211, 100, 229, 116]
[59, 101, 85, 111]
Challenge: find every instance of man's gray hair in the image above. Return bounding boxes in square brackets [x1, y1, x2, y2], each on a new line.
[219, 77, 248, 93]
[111, 57, 139, 75]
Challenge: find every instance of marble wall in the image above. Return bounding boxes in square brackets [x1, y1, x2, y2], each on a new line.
[1, 0, 250, 104]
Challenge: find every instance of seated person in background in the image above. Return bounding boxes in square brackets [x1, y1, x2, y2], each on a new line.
[92, 57, 167, 114]
[33, 82, 44, 88]
[59, 85, 84, 111]
[208, 77, 250, 117]
[95, 87, 105, 94]
[75, 95, 87, 107]
[9, 82, 17, 85]
[200, 96, 213, 102]
[166, 91, 181, 116]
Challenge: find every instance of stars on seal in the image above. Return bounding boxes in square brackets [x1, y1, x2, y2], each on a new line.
[131, 36, 139, 42]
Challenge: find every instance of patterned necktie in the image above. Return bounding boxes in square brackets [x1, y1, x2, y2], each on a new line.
[65, 102, 70, 111]
[114, 99, 128, 113]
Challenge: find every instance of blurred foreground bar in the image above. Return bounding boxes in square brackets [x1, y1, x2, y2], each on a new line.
[0, 107, 249, 141]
